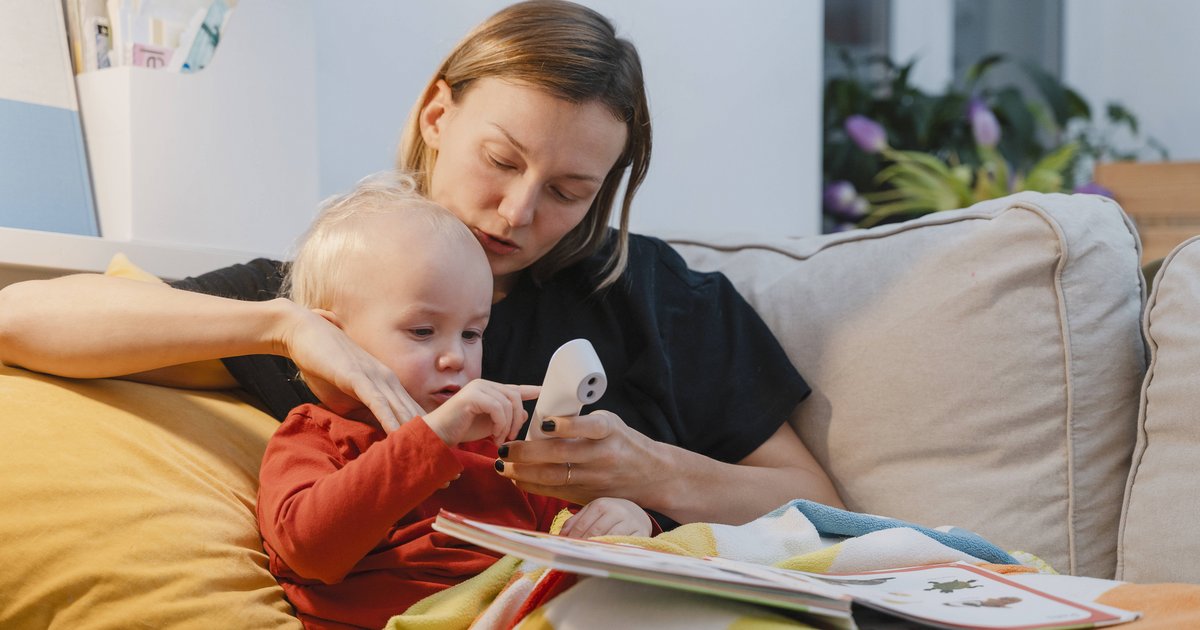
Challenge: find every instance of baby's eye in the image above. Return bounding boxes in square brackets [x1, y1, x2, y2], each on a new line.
[409, 327, 434, 338]
[462, 330, 482, 342]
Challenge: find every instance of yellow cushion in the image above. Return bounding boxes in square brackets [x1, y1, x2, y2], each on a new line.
[0, 365, 300, 628]
[105, 251, 166, 284]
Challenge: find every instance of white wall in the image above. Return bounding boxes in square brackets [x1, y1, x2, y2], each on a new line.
[889, 0, 954, 93]
[1063, 0, 1200, 161]
[313, 1, 825, 237]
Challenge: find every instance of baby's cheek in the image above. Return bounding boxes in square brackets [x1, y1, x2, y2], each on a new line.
[466, 350, 484, 380]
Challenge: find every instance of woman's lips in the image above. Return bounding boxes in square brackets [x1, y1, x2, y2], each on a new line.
[474, 229, 519, 256]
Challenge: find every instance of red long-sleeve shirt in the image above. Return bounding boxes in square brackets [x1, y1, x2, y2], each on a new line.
[257, 404, 571, 629]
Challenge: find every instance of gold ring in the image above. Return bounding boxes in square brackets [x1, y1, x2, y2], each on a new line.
[565, 462, 573, 485]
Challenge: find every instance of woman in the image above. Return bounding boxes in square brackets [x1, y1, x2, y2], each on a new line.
[0, 0, 842, 525]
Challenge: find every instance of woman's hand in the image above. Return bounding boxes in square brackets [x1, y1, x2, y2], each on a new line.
[493, 410, 662, 507]
[560, 497, 652, 539]
[423, 380, 541, 446]
[495, 410, 845, 525]
[279, 305, 424, 433]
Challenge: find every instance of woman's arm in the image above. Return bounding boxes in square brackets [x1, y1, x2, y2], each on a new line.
[657, 421, 846, 523]
[495, 411, 844, 525]
[0, 273, 422, 430]
[0, 274, 293, 378]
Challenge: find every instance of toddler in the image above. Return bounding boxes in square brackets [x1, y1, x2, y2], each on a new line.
[256, 172, 651, 629]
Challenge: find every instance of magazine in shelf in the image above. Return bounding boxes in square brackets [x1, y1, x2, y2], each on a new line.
[433, 510, 1138, 629]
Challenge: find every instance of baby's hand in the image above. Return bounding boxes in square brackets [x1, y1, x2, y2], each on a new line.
[424, 380, 540, 446]
[560, 497, 652, 539]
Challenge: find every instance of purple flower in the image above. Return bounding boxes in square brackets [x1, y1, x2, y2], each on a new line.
[1074, 181, 1115, 198]
[968, 98, 1001, 148]
[845, 115, 888, 154]
[823, 181, 867, 221]
[823, 180, 855, 212]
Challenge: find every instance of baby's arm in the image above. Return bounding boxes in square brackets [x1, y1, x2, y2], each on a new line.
[257, 411, 459, 584]
[560, 497, 654, 539]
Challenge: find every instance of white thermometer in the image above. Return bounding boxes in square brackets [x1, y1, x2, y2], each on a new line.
[526, 338, 607, 440]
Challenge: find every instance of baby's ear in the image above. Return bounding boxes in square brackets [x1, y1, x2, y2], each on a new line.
[312, 308, 344, 330]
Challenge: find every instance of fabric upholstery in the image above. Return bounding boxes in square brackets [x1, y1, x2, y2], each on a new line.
[1118, 236, 1200, 583]
[0, 366, 299, 628]
[0, 254, 297, 628]
[665, 192, 1146, 578]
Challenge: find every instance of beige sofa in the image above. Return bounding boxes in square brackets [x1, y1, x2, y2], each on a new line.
[1, 191, 1195, 627]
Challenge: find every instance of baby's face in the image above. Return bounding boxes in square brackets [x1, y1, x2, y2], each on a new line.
[335, 218, 493, 414]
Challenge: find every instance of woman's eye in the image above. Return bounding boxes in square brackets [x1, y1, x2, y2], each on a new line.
[487, 153, 516, 171]
[550, 186, 577, 203]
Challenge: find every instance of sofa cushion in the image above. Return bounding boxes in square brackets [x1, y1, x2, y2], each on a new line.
[0, 366, 300, 628]
[1118, 236, 1200, 583]
[664, 192, 1146, 578]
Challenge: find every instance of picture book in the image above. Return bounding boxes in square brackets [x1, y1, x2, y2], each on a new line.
[433, 511, 1139, 630]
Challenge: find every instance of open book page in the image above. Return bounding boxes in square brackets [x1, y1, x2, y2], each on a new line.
[720, 561, 1138, 629]
[433, 511, 1139, 629]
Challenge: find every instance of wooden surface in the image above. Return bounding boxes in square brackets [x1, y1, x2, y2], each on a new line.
[1094, 161, 1200, 263]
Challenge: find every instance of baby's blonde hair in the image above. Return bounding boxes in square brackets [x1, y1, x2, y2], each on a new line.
[283, 170, 473, 310]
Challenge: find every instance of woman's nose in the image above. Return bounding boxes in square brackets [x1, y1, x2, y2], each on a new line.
[497, 178, 538, 227]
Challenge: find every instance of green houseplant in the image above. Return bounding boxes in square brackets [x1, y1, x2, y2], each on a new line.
[822, 52, 1166, 231]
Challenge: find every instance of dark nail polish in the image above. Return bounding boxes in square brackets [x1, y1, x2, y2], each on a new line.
[497, 444, 509, 458]
[541, 420, 556, 433]
[494, 458, 505, 472]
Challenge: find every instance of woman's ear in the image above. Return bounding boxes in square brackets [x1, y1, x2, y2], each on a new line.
[419, 79, 454, 149]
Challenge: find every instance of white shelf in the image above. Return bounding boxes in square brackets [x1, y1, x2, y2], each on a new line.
[0, 226, 270, 282]
[74, 1, 318, 258]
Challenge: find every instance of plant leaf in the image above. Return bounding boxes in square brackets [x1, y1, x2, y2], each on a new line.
[1064, 88, 1092, 121]
[1029, 142, 1079, 176]
[965, 53, 1007, 88]
[1106, 102, 1139, 135]
[859, 202, 936, 227]
[1018, 61, 1075, 127]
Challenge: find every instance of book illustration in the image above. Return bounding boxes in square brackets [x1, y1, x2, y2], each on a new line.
[926, 579, 983, 593]
[809, 575, 895, 587]
[433, 510, 1140, 629]
[949, 597, 1023, 609]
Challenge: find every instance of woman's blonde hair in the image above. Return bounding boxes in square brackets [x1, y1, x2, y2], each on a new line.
[399, 0, 651, 290]
[283, 170, 470, 310]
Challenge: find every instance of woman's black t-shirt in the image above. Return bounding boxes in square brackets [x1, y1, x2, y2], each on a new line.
[170, 232, 810, 467]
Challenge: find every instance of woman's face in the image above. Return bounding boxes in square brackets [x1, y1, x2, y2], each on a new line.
[420, 78, 628, 296]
